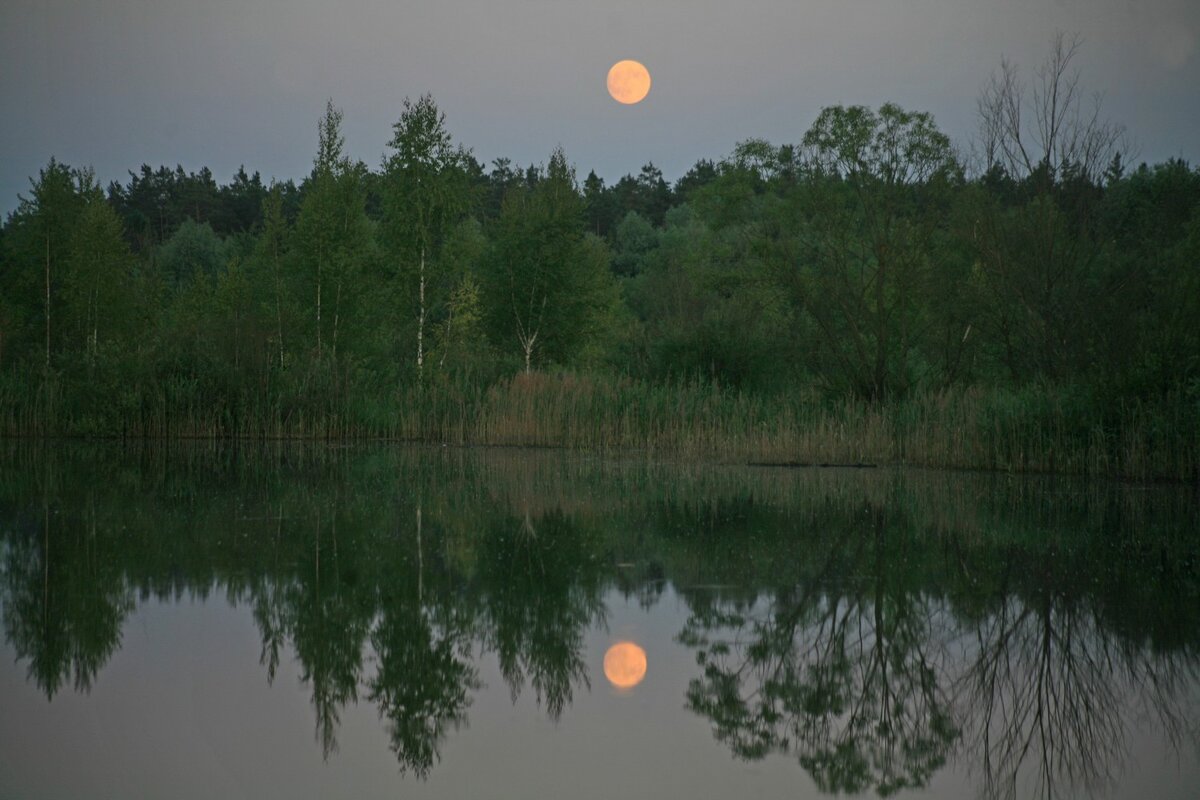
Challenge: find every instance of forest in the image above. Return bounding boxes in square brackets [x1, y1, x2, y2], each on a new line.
[2, 41, 1198, 480]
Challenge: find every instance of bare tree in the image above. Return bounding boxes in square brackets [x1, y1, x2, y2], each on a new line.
[970, 34, 1132, 380]
[680, 510, 960, 796]
[954, 597, 1200, 800]
[977, 32, 1129, 185]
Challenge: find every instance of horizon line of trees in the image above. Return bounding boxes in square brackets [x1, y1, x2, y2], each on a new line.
[1, 34, 1197, 436]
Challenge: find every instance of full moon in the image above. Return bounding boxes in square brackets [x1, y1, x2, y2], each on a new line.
[607, 60, 651, 105]
[603, 641, 648, 689]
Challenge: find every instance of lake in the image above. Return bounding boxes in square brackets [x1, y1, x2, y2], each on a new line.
[1, 443, 1197, 799]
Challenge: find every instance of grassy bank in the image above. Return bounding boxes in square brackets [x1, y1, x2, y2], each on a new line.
[2, 370, 1196, 482]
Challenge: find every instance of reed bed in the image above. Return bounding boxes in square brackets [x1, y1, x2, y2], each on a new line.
[2, 370, 1196, 482]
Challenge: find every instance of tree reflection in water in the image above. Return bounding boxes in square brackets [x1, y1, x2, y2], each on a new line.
[1, 483, 131, 699]
[0, 446, 1196, 795]
[955, 581, 1200, 799]
[673, 496, 1200, 798]
[367, 604, 478, 777]
[679, 505, 958, 796]
[476, 508, 606, 720]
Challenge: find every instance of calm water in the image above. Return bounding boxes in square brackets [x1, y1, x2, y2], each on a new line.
[1, 444, 1198, 799]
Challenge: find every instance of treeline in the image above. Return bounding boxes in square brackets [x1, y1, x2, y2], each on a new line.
[1, 40, 1197, 478]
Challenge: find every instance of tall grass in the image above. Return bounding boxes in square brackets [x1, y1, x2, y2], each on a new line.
[2, 369, 1196, 482]
[402, 374, 1197, 482]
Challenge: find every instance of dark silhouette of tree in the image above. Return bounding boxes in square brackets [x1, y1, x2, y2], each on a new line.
[680, 505, 958, 795]
[368, 604, 478, 777]
[0, 484, 131, 698]
[477, 508, 606, 720]
[955, 574, 1200, 799]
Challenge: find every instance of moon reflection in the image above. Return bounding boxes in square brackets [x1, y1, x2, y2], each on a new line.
[603, 641, 647, 689]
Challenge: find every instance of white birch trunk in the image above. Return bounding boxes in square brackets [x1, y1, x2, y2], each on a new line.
[417, 244, 426, 376]
[274, 248, 285, 367]
[332, 276, 342, 360]
[439, 303, 452, 369]
[44, 235, 51, 371]
[316, 245, 323, 358]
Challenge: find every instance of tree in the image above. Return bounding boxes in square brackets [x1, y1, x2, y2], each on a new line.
[730, 138, 797, 187]
[7, 159, 83, 372]
[634, 163, 673, 226]
[611, 210, 658, 277]
[431, 219, 488, 372]
[797, 103, 959, 398]
[381, 93, 469, 379]
[483, 148, 619, 372]
[977, 32, 1126, 188]
[1093, 161, 1200, 395]
[636, 199, 793, 388]
[255, 184, 291, 368]
[582, 170, 614, 237]
[217, 166, 267, 235]
[970, 34, 1131, 381]
[295, 100, 371, 360]
[213, 255, 254, 374]
[156, 218, 226, 287]
[674, 159, 719, 203]
[609, 163, 673, 227]
[484, 157, 522, 222]
[67, 175, 135, 367]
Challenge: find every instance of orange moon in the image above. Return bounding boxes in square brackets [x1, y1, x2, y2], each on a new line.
[607, 60, 651, 105]
[603, 641, 648, 689]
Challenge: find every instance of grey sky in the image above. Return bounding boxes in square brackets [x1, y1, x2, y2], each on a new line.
[2, 0, 1197, 213]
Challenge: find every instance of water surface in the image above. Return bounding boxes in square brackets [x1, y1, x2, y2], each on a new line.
[1, 444, 1197, 799]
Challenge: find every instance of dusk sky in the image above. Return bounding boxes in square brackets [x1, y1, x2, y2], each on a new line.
[2, 0, 1197, 212]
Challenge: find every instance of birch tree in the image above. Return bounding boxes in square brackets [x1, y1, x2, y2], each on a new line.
[8, 159, 82, 372]
[255, 184, 290, 368]
[295, 100, 369, 361]
[67, 175, 133, 368]
[484, 148, 619, 372]
[382, 94, 468, 379]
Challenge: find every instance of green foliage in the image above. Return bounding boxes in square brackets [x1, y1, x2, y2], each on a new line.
[381, 94, 468, 262]
[611, 210, 658, 277]
[797, 103, 960, 399]
[157, 218, 227, 286]
[1, 91, 1197, 479]
[2, 158, 84, 370]
[629, 202, 794, 388]
[381, 94, 473, 378]
[481, 148, 620, 371]
[294, 100, 373, 360]
[252, 183, 294, 369]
